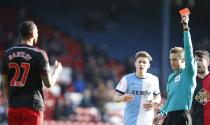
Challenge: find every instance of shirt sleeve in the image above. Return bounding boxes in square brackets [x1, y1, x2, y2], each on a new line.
[38, 50, 50, 75]
[160, 104, 168, 116]
[184, 31, 197, 74]
[115, 76, 127, 94]
[153, 76, 160, 95]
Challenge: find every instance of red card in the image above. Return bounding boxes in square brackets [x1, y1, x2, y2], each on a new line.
[179, 8, 191, 16]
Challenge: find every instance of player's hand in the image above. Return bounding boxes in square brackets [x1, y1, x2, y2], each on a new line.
[143, 100, 162, 111]
[122, 94, 134, 102]
[153, 113, 165, 125]
[143, 100, 156, 111]
[181, 14, 189, 25]
[53, 60, 62, 73]
[154, 103, 163, 110]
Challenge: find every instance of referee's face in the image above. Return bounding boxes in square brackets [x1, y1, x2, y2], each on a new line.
[170, 53, 184, 71]
[135, 57, 150, 74]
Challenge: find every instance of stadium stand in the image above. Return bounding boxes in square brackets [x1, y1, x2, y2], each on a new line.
[0, 0, 210, 124]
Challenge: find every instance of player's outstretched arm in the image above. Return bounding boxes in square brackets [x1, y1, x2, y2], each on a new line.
[113, 92, 134, 103]
[181, 12, 196, 75]
[41, 60, 62, 88]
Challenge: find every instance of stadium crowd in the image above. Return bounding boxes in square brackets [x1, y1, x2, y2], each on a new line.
[0, 1, 210, 124]
[0, 8, 129, 125]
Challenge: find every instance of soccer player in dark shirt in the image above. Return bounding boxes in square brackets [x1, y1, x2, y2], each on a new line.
[1, 21, 62, 125]
[191, 50, 210, 125]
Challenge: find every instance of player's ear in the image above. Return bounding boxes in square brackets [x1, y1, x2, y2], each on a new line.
[134, 61, 137, 67]
[148, 63, 150, 69]
[31, 32, 34, 38]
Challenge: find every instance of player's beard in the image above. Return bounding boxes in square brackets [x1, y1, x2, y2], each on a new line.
[197, 66, 205, 74]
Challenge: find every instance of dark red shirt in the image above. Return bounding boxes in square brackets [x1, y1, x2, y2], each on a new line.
[192, 73, 210, 125]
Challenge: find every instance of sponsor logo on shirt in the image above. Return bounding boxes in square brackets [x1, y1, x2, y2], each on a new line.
[131, 90, 151, 97]
[194, 89, 210, 105]
[175, 75, 180, 83]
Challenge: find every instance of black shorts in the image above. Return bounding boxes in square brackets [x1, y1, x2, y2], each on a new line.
[163, 110, 192, 125]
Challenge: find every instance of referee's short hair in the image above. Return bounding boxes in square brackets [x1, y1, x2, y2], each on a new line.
[170, 47, 185, 60]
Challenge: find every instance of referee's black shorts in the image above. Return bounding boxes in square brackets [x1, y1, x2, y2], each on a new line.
[163, 110, 192, 125]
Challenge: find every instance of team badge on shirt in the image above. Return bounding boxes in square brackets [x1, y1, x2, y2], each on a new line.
[194, 89, 210, 105]
[175, 75, 181, 83]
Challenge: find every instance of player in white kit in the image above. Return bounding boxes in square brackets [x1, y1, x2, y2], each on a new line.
[113, 51, 161, 125]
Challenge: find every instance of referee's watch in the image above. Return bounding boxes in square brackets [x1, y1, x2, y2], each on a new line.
[182, 23, 190, 31]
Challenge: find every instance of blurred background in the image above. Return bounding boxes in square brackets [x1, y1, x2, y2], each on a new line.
[0, 0, 209, 125]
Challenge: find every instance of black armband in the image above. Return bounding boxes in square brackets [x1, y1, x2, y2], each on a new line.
[182, 22, 190, 31]
[183, 27, 190, 31]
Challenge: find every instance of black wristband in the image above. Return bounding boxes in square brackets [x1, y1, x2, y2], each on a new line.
[183, 27, 190, 31]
